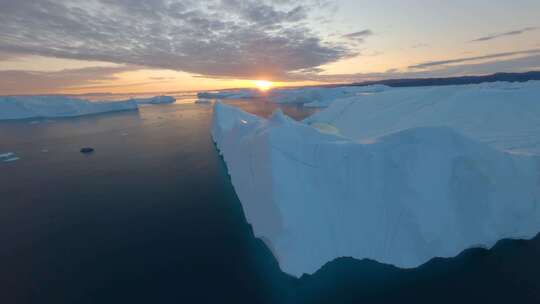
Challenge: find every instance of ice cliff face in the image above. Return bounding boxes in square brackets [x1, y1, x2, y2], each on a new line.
[212, 99, 540, 277]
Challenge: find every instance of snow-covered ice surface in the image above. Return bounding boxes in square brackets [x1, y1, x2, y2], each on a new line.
[271, 85, 387, 106]
[212, 80, 540, 277]
[198, 85, 388, 107]
[305, 81, 540, 155]
[0, 95, 175, 120]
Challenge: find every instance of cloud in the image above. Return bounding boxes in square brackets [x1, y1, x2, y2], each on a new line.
[0, 66, 138, 94]
[0, 0, 354, 80]
[408, 49, 540, 69]
[470, 27, 538, 42]
[342, 30, 373, 43]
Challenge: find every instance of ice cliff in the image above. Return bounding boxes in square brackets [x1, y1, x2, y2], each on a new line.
[212, 81, 540, 277]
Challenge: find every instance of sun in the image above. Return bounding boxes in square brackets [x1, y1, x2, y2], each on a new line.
[254, 80, 273, 91]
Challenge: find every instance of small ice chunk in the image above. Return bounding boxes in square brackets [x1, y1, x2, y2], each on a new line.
[309, 122, 341, 135]
[1, 152, 20, 162]
[131, 96, 175, 104]
[80, 147, 95, 154]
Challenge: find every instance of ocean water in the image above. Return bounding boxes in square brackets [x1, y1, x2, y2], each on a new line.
[1, 99, 539, 303]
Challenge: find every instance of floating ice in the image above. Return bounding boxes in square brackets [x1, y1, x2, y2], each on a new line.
[270, 85, 388, 106]
[198, 90, 258, 100]
[0, 95, 175, 120]
[0, 152, 20, 162]
[195, 99, 213, 104]
[198, 85, 388, 107]
[131, 95, 175, 104]
[212, 94, 540, 277]
[0, 96, 137, 120]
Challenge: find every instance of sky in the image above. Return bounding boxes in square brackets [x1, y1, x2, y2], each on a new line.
[0, 0, 539, 95]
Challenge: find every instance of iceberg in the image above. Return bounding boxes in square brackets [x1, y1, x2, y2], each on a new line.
[198, 85, 388, 107]
[270, 85, 388, 106]
[0, 152, 20, 162]
[0, 95, 175, 120]
[212, 96, 540, 277]
[197, 90, 258, 100]
[131, 95, 175, 104]
[195, 98, 214, 104]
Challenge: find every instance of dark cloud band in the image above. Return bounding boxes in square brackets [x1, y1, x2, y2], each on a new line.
[470, 27, 538, 42]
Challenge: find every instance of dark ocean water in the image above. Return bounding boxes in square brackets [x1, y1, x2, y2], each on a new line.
[1, 100, 539, 304]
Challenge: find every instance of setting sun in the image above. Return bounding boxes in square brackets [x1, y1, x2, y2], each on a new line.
[254, 80, 273, 91]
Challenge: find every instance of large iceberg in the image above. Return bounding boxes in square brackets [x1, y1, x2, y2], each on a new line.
[212, 81, 540, 277]
[0, 95, 175, 120]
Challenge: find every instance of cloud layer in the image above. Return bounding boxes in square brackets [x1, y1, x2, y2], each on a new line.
[0, 0, 353, 79]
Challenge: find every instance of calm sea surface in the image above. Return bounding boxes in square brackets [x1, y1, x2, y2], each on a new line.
[1, 97, 539, 303]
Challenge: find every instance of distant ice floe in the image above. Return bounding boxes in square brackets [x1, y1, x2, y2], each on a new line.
[131, 95, 175, 105]
[305, 80, 540, 155]
[198, 85, 388, 107]
[198, 90, 258, 100]
[0, 152, 20, 162]
[194, 98, 214, 104]
[212, 80, 540, 277]
[0, 95, 175, 120]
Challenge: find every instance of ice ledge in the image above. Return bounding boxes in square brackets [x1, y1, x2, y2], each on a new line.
[212, 102, 540, 277]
